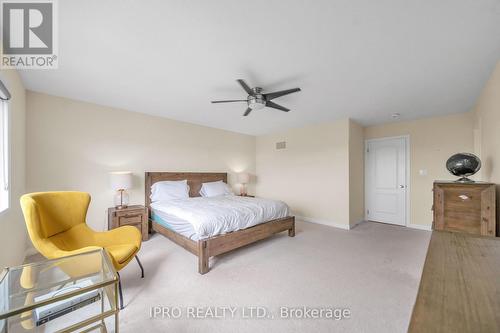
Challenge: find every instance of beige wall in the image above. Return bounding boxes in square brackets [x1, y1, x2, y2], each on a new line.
[0, 69, 27, 267]
[349, 120, 364, 227]
[473, 61, 500, 224]
[256, 119, 352, 228]
[19, 72, 491, 244]
[26, 92, 256, 231]
[364, 112, 475, 227]
[4, 64, 493, 262]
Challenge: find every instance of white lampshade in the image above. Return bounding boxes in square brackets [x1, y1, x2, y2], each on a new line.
[237, 172, 250, 184]
[110, 171, 132, 191]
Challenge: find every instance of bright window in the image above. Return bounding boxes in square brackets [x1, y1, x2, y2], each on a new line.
[0, 100, 9, 213]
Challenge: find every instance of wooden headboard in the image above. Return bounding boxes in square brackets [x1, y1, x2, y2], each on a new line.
[145, 172, 228, 211]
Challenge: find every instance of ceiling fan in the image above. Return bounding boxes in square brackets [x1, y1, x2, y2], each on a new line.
[211, 79, 301, 116]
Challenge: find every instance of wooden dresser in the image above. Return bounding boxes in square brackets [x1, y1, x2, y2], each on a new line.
[433, 181, 496, 237]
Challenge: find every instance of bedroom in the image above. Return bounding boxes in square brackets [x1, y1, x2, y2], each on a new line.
[0, 0, 499, 332]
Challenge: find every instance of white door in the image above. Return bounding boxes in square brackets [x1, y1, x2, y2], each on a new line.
[365, 136, 408, 226]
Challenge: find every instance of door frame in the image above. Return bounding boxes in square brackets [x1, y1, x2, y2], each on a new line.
[364, 135, 410, 227]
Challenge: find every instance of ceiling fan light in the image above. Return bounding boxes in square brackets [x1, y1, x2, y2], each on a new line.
[214, 79, 301, 116]
[249, 102, 265, 110]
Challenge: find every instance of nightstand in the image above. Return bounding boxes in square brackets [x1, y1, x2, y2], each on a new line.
[108, 205, 149, 241]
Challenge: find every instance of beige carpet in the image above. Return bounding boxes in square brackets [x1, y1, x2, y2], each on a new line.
[114, 220, 430, 333]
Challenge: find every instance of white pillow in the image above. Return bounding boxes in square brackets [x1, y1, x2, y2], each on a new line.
[150, 180, 189, 202]
[199, 181, 233, 197]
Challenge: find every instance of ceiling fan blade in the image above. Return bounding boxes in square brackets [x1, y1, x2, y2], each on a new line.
[266, 101, 290, 112]
[243, 108, 252, 116]
[236, 79, 254, 96]
[264, 88, 301, 100]
[211, 99, 248, 103]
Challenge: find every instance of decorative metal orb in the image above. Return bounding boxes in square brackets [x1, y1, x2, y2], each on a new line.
[446, 153, 481, 182]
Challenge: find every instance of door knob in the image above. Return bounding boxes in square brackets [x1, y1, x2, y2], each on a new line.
[399, 185, 405, 188]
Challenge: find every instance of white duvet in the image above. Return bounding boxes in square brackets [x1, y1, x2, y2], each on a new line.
[150, 195, 290, 239]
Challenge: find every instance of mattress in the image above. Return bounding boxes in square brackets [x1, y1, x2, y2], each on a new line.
[151, 209, 199, 240]
[150, 195, 290, 240]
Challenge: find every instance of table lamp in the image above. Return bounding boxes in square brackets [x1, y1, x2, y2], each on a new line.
[237, 172, 250, 196]
[110, 171, 132, 209]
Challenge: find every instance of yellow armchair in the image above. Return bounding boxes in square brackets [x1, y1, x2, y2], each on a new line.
[20, 191, 144, 309]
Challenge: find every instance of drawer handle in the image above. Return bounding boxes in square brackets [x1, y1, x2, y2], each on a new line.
[458, 194, 470, 201]
[123, 214, 140, 218]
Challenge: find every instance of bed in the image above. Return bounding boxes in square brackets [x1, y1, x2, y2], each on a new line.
[145, 172, 295, 274]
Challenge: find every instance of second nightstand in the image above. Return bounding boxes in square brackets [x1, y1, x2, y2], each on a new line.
[108, 205, 149, 241]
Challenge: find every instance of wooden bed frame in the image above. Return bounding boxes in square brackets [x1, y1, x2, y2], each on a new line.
[145, 172, 295, 274]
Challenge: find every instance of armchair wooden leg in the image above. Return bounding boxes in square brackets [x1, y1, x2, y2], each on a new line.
[135, 255, 144, 278]
[117, 272, 124, 310]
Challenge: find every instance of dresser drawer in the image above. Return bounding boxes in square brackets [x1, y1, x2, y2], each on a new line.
[117, 212, 144, 226]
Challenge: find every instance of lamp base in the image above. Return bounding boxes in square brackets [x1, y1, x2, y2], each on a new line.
[456, 177, 475, 183]
[240, 184, 247, 196]
[114, 189, 130, 209]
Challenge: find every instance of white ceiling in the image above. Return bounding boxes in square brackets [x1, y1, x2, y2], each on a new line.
[20, 0, 500, 135]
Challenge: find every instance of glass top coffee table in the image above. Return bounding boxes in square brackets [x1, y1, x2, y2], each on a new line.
[0, 249, 119, 333]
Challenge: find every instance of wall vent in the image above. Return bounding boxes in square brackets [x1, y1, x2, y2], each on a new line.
[276, 141, 286, 150]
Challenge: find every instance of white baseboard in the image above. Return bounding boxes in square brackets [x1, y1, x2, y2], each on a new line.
[407, 223, 432, 231]
[295, 215, 351, 230]
[295, 215, 430, 232]
[349, 219, 364, 229]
